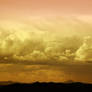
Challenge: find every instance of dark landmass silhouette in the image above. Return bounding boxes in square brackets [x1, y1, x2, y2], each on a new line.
[0, 81, 92, 90]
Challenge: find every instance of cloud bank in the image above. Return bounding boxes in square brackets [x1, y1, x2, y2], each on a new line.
[0, 17, 92, 83]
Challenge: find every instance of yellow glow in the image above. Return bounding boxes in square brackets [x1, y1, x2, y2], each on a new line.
[0, 16, 92, 83]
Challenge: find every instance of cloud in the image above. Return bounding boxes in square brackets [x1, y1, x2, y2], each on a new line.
[0, 17, 92, 83]
[0, 27, 91, 65]
[75, 36, 92, 62]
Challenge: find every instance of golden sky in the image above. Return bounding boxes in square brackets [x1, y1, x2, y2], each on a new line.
[0, 0, 92, 83]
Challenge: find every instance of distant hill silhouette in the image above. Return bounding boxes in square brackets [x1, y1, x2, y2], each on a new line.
[0, 81, 92, 91]
[64, 80, 74, 83]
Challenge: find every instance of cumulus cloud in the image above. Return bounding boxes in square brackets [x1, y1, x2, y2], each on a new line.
[0, 17, 92, 83]
[75, 36, 92, 62]
[0, 24, 91, 64]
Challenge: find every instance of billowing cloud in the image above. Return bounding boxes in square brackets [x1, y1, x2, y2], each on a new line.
[75, 36, 92, 62]
[0, 17, 92, 83]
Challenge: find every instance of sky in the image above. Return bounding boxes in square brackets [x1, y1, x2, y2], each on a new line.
[0, 0, 92, 83]
[0, 0, 92, 18]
